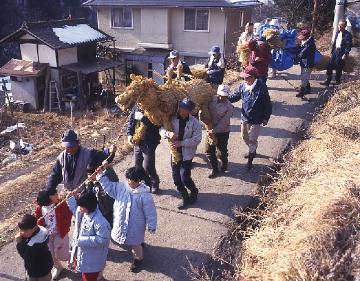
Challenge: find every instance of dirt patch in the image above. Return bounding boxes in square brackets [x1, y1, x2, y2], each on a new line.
[0, 110, 131, 248]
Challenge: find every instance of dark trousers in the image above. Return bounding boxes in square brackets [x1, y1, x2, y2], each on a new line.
[171, 159, 198, 195]
[326, 49, 345, 83]
[205, 132, 229, 171]
[134, 144, 159, 189]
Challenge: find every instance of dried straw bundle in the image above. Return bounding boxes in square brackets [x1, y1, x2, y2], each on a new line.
[313, 54, 330, 71]
[237, 80, 360, 281]
[262, 29, 285, 49]
[190, 65, 208, 80]
[236, 42, 251, 64]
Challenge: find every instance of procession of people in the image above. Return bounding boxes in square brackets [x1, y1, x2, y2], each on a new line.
[14, 16, 353, 281]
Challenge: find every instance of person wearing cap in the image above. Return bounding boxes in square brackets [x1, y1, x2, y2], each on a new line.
[15, 214, 54, 281]
[166, 50, 192, 81]
[127, 104, 161, 194]
[321, 19, 352, 86]
[206, 46, 226, 86]
[47, 129, 116, 192]
[229, 66, 272, 170]
[206, 85, 234, 178]
[160, 98, 202, 209]
[35, 189, 72, 280]
[248, 39, 272, 85]
[238, 22, 256, 46]
[296, 29, 316, 98]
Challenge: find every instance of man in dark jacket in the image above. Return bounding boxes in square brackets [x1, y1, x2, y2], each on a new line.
[296, 29, 316, 97]
[229, 66, 272, 170]
[47, 129, 115, 192]
[167, 50, 192, 81]
[127, 104, 161, 194]
[206, 46, 226, 86]
[16, 214, 53, 281]
[322, 19, 352, 86]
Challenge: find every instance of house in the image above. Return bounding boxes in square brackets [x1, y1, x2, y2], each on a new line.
[84, 0, 260, 83]
[0, 18, 119, 110]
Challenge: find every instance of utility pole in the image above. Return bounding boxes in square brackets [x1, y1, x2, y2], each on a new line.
[332, 0, 346, 43]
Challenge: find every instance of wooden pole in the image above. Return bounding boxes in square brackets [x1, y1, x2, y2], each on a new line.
[312, 0, 319, 34]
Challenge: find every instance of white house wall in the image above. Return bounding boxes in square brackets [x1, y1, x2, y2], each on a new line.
[58, 47, 78, 66]
[11, 78, 38, 109]
[38, 45, 57, 67]
[140, 8, 169, 44]
[20, 43, 38, 62]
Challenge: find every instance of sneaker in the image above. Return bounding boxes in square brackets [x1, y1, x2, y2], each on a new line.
[208, 170, 218, 179]
[177, 198, 189, 210]
[130, 259, 143, 273]
[189, 189, 199, 204]
[52, 267, 63, 280]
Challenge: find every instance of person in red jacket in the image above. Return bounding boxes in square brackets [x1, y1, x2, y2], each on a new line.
[248, 39, 272, 85]
[35, 189, 72, 280]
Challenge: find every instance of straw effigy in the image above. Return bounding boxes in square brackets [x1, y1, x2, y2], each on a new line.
[190, 64, 208, 80]
[236, 80, 360, 281]
[236, 42, 251, 65]
[115, 74, 217, 162]
[262, 28, 285, 49]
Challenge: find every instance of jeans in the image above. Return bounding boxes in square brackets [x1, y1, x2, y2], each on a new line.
[205, 132, 230, 170]
[134, 144, 159, 189]
[326, 49, 345, 83]
[300, 67, 312, 88]
[171, 159, 198, 195]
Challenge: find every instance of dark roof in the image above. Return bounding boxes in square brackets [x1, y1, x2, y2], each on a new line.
[0, 59, 48, 77]
[0, 19, 113, 49]
[83, 0, 260, 8]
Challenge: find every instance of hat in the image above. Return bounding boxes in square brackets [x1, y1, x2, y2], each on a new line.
[240, 66, 258, 78]
[217, 85, 231, 97]
[208, 46, 221, 55]
[18, 214, 37, 230]
[168, 50, 180, 59]
[297, 29, 311, 40]
[179, 98, 196, 112]
[61, 129, 79, 148]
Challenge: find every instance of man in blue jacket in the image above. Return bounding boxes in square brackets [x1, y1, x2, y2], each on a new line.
[296, 29, 316, 98]
[322, 19, 352, 86]
[206, 46, 226, 86]
[127, 104, 161, 194]
[229, 66, 272, 170]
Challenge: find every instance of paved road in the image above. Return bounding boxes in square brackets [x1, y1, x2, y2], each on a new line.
[0, 66, 325, 281]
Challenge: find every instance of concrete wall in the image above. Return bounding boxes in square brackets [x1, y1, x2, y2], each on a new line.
[11, 78, 38, 109]
[58, 47, 78, 66]
[141, 8, 169, 44]
[97, 7, 141, 50]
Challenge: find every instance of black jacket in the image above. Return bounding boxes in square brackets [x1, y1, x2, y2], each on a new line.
[127, 105, 161, 149]
[206, 56, 226, 85]
[331, 30, 353, 57]
[169, 61, 192, 80]
[16, 227, 53, 278]
[298, 36, 316, 68]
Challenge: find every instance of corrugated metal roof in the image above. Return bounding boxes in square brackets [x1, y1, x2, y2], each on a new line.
[0, 59, 48, 77]
[0, 19, 113, 49]
[83, 0, 260, 8]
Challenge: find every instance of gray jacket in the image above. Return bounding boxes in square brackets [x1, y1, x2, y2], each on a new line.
[209, 96, 234, 133]
[67, 197, 111, 273]
[160, 115, 202, 161]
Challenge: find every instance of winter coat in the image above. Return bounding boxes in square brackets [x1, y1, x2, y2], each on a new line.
[98, 174, 157, 246]
[331, 30, 353, 57]
[127, 104, 161, 151]
[229, 79, 272, 124]
[209, 96, 234, 133]
[67, 197, 111, 273]
[35, 201, 72, 239]
[249, 43, 272, 77]
[297, 36, 316, 68]
[160, 115, 202, 161]
[206, 55, 226, 85]
[16, 226, 53, 278]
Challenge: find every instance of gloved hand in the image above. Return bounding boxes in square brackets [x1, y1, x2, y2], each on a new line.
[134, 111, 144, 121]
[127, 135, 133, 144]
[148, 229, 156, 234]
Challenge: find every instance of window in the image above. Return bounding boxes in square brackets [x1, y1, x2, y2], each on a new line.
[183, 56, 209, 66]
[111, 8, 133, 28]
[184, 8, 209, 31]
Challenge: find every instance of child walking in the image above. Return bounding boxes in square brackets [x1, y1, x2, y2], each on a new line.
[35, 189, 72, 280]
[95, 166, 157, 272]
[16, 214, 54, 281]
[66, 190, 111, 281]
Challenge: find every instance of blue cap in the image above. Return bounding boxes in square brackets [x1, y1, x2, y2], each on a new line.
[61, 129, 79, 148]
[179, 98, 196, 112]
[209, 46, 221, 55]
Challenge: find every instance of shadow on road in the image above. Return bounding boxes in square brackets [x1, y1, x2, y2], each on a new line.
[0, 273, 23, 281]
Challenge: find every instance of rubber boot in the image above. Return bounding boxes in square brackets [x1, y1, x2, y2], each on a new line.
[320, 75, 331, 87]
[220, 159, 228, 172]
[189, 188, 199, 204]
[177, 191, 190, 210]
[208, 158, 219, 178]
[296, 86, 305, 98]
[247, 152, 256, 170]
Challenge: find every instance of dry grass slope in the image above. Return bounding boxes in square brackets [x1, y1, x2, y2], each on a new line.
[237, 81, 360, 281]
